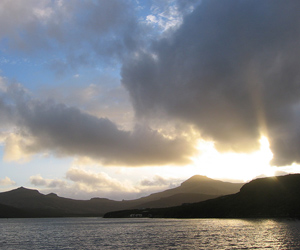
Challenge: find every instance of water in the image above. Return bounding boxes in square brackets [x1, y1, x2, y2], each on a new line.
[1, 218, 300, 249]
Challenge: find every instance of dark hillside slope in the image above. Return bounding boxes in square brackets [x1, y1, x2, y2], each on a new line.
[0, 187, 121, 217]
[0, 203, 31, 218]
[133, 193, 218, 209]
[104, 174, 300, 218]
[130, 175, 243, 208]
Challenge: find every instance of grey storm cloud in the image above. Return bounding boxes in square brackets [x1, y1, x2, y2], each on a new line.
[122, 0, 300, 166]
[2, 84, 194, 166]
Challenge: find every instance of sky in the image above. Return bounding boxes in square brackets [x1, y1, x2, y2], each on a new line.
[1, 0, 300, 200]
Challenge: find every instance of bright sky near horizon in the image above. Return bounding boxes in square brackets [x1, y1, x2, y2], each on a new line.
[1, 0, 300, 200]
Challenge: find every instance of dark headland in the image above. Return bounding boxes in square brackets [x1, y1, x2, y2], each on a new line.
[104, 174, 300, 219]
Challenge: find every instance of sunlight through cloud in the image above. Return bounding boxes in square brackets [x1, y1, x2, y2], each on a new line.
[192, 136, 275, 182]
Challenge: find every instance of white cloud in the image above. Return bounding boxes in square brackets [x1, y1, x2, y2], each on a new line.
[145, 0, 198, 32]
[3, 133, 33, 163]
[33, 6, 53, 20]
[140, 174, 181, 187]
[30, 174, 66, 188]
[146, 15, 158, 24]
[66, 168, 137, 193]
[29, 169, 141, 200]
[0, 177, 16, 186]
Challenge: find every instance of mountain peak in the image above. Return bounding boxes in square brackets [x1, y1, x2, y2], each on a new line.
[9, 187, 41, 196]
[178, 175, 243, 196]
[46, 193, 58, 198]
[181, 175, 213, 186]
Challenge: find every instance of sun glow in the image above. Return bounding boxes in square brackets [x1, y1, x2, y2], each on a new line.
[192, 136, 275, 182]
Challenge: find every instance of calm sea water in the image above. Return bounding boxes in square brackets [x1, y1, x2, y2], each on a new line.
[1, 217, 300, 249]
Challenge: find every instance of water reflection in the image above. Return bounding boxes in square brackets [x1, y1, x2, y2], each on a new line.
[0, 218, 300, 249]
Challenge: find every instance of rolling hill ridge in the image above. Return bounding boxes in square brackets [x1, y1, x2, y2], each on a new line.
[0, 175, 242, 218]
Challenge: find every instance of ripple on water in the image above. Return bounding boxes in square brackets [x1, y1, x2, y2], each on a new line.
[0, 218, 300, 249]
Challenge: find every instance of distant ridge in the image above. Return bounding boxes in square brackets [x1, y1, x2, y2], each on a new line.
[104, 174, 300, 219]
[0, 187, 119, 217]
[0, 175, 243, 218]
[129, 175, 243, 206]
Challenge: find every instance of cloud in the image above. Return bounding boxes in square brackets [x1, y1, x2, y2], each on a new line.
[3, 133, 33, 162]
[1, 82, 195, 166]
[0, 177, 16, 186]
[140, 175, 170, 186]
[0, 0, 143, 74]
[0, 0, 200, 76]
[29, 169, 184, 200]
[0, 76, 7, 92]
[0, 77, 15, 128]
[122, 0, 300, 166]
[65, 168, 136, 193]
[30, 169, 138, 200]
[30, 175, 66, 188]
[38, 77, 134, 129]
[147, 0, 198, 32]
[140, 174, 182, 187]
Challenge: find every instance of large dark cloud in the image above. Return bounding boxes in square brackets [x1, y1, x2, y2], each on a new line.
[122, 0, 300, 166]
[2, 84, 194, 166]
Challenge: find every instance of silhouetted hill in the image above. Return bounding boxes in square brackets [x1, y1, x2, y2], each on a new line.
[133, 193, 218, 209]
[0, 187, 122, 217]
[180, 175, 242, 195]
[129, 175, 242, 207]
[104, 174, 300, 219]
[0, 175, 243, 218]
